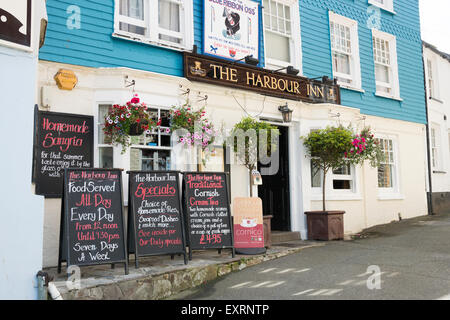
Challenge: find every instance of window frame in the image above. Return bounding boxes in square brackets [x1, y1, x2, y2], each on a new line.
[430, 124, 442, 171]
[376, 135, 401, 198]
[372, 29, 401, 100]
[329, 12, 362, 91]
[368, 0, 395, 14]
[113, 0, 194, 51]
[96, 103, 115, 169]
[263, 0, 303, 73]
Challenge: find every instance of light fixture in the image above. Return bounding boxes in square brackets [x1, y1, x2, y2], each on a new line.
[278, 103, 293, 123]
[232, 55, 259, 66]
[273, 65, 299, 76]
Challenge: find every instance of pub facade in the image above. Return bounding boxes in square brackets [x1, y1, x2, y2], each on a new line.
[38, 0, 428, 267]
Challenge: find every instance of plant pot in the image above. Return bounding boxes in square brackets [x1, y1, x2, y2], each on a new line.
[129, 121, 147, 136]
[305, 211, 345, 241]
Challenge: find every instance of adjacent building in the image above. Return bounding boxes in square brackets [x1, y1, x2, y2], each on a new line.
[423, 41, 450, 214]
[0, 0, 47, 299]
[37, 0, 428, 267]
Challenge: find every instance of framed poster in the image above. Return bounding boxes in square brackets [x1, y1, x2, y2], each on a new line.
[204, 0, 260, 62]
[0, 0, 32, 48]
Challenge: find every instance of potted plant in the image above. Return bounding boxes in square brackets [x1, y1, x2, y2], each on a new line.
[302, 125, 384, 240]
[229, 117, 280, 197]
[103, 94, 160, 153]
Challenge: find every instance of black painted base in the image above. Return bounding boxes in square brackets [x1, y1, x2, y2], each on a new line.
[235, 247, 267, 255]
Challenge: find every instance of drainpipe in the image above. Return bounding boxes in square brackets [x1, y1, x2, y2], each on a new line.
[422, 53, 434, 215]
[36, 271, 49, 300]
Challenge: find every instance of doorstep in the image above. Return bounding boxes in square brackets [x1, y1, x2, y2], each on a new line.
[45, 240, 323, 300]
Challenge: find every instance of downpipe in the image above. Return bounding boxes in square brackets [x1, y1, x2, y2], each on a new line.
[36, 270, 63, 300]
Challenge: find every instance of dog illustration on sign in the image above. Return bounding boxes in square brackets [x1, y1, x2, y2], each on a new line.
[0, 0, 29, 45]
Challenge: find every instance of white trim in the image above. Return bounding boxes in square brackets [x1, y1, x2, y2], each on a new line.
[368, 0, 395, 14]
[329, 12, 362, 90]
[263, 0, 303, 74]
[376, 134, 401, 197]
[372, 28, 401, 100]
[113, 0, 193, 51]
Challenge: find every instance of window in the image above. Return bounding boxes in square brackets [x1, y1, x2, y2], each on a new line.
[332, 164, 353, 190]
[114, 0, 193, 50]
[130, 107, 172, 171]
[426, 58, 440, 100]
[98, 105, 114, 168]
[430, 125, 441, 170]
[311, 161, 323, 188]
[377, 138, 396, 189]
[372, 29, 400, 99]
[329, 13, 362, 89]
[263, 0, 302, 70]
[368, 0, 394, 13]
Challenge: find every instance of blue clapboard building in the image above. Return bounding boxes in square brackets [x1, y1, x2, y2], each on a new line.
[38, 0, 428, 267]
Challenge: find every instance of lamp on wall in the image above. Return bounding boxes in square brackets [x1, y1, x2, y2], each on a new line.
[232, 55, 260, 66]
[273, 66, 300, 76]
[278, 103, 293, 123]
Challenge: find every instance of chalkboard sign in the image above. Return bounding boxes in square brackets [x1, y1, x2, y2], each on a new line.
[183, 172, 235, 259]
[58, 168, 128, 275]
[34, 110, 94, 197]
[127, 171, 187, 267]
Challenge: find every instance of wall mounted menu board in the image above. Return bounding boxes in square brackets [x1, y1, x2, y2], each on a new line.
[127, 171, 187, 267]
[34, 109, 94, 197]
[183, 172, 235, 259]
[58, 168, 128, 275]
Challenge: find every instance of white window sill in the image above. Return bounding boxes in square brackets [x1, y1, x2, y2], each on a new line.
[377, 193, 404, 201]
[375, 92, 403, 102]
[340, 84, 365, 93]
[368, 1, 396, 14]
[112, 31, 189, 53]
[310, 192, 362, 201]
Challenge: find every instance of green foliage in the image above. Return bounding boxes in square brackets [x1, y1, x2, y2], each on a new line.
[302, 125, 385, 211]
[229, 117, 280, 170]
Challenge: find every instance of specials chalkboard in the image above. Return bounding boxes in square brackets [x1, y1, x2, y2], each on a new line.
[183, 172, 235, 259]
[127, 171, 187, 267]
[34, 110, 94, 197]
[58, 168, 128, 274]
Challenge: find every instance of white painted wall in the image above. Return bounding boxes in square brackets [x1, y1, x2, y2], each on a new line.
[38, 61, 428, 266]
[423, 44, 450, 193]
[0, 0, 46, 300]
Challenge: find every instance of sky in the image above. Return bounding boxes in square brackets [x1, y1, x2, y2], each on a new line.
[420, 0, 450, 53]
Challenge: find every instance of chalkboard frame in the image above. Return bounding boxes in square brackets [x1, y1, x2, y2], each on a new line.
[33, 109, 94, 198]
[182, 172, 235, 260]
[58, 168, 129, 275]
[127, 170, 188, 268]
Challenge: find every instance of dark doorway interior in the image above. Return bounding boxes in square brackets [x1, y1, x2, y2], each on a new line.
[258, 125, 291, 231]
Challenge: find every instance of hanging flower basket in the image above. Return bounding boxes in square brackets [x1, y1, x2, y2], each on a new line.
[169, 103, 217, 151]
[103, 94, 160, 153]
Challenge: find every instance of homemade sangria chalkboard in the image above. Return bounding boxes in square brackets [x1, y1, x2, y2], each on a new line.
[127, 171, 187, 267]
[183, 172, 235, 259]
[58, 168, 128, 274]
[34, 109, 94, 197]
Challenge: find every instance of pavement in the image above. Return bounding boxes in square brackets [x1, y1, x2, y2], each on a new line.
[45, 239, 323, 299]
[171, 213, 450, 300]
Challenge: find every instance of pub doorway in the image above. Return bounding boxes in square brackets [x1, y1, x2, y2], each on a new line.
[258, 125, 291, 231]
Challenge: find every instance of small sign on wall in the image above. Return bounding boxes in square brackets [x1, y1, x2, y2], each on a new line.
[0, 0, 32, 48]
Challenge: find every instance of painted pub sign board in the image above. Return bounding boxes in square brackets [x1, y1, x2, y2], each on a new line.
[127, 171, 188, 267]
[33, 108, 94, 197]
[58, 168, 128, 274]
[183, 172, 235, 259]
